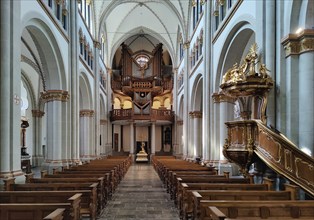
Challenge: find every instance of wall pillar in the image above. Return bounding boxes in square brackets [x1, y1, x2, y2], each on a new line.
[41, 90, 69, 172]
[79, 110, 95, 160]
[94, 41, 101, 157]
[0, 0, 22, 179]
[151, 122, 156, 156]
[31, 110, 45, 166]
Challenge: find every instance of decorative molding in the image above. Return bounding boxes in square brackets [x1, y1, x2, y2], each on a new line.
[212, 92, 236, 103]
[32, 110, 45, 118]
[189, 111, 202, 118]
[41, 90, 70, 103]
[281, 29, 314, 57]
[80, 109, 95, 117]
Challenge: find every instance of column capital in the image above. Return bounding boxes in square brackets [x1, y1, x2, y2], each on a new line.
[40, 90, 70, 103]
[80, 109, 94, 117]
[93, 40, 101, 49]
[100, 119, 107, 125]
[281, 29, 314, 57]
[183, 41, 190, 50]
[32, 110, 45, 118]
[212, 91, 236, 103]
[177, 120, 183, 125]
[189, 111, 202, 118]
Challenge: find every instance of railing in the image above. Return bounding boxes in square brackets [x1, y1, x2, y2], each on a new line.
[163, 79, 173, 91]
[224, 119, 314, 196]
[110, 109, 174, 122]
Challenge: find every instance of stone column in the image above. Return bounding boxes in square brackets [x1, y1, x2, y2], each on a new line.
[79, 110, 95, 160]
[0, 0, 22, 179]
[69, 0, 80, 164]
[31, 110, 45, 166]
[203, 0, 211, 162]
[100, 119, 107, 155]
[151, 122, 156, 156]
[282, 30, 314, 154]
[130, 123, 135, 161]
[41, 90, 69, 171]
[183, 41, 190, 158]
[190, 111, 202, 158]
[264, 0, 276, 126]
[94, 41, 101, 156]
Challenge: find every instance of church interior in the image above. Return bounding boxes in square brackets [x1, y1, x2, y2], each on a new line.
[0, 0, 313, 219]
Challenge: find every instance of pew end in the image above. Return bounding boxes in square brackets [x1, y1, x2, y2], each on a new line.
[43, 208, 65, 220]
[207, 206, 227, 220]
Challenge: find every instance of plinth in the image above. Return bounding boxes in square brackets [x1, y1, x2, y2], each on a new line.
[136, 151, 148, 162]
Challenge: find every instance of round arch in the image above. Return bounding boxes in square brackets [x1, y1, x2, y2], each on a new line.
[79, 72, 94, 110]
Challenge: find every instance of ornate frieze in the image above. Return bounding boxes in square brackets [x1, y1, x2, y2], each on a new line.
[281, 29, 314, 57]
[80, 109, 94, 117]
[41, 90, 69, 103]
[32, 110, 45, 118]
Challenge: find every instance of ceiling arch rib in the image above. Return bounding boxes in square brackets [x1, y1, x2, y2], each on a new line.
[94, 0, 190, 66]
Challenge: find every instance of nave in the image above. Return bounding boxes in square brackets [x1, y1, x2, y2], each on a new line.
[99, 164, 180, 220]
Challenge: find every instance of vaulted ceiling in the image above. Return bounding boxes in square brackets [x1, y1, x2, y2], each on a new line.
[93, 0, 192, 67]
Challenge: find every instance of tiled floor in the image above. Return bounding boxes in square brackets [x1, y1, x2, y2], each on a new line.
[98, 163, 180, 220]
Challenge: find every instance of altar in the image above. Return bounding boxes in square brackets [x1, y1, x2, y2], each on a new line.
[136, 142, 149, 162]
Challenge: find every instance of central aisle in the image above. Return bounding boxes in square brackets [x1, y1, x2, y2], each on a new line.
[99, 163, 180, 220]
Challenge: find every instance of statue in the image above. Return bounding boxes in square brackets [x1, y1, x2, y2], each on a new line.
[259, 64, 270, 78]
[140, 142, 146, 153]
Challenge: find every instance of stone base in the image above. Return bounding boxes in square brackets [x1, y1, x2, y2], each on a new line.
[136, 152, 149, 162]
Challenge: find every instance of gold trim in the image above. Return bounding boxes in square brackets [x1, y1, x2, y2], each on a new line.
[32, 110, 45, 118]
[41, 90, 70, 103]
[281, 29, 314, 57]
[80, 109, 95, 117]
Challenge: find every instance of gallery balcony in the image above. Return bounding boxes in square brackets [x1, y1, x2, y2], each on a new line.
[110, 108, 174, 123]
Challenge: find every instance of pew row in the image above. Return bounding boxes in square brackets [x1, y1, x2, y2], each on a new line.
[0, 193, 81, 220]
[200, 200, 314, 220]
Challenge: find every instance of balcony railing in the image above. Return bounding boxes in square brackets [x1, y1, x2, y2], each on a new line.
[110, 108, 174, 122]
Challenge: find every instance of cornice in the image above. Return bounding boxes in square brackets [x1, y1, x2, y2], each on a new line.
[41, 90, 69, 103]
[281, 29, 314, 57]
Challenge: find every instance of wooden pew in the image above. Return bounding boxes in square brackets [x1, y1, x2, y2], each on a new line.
[26, 174, 105, 210]
[4, 179, 99, 215]
[177, 182, 271, 219]
[200, 200, 314, 220]
[41, 171, 112, 202]
[0, 193, 81, 220]
[172, 176, 252, 204]
[0, 191, 97, 220]
[191, 189, 295, 220]
[43, 208, 65, 220]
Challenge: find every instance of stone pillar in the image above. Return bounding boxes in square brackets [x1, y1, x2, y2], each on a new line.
[100, 119, 107, 155]
[31, 110, 45, 166]
[264, 0, 276, 126]
[183, 41, 190, 158]
[130, 123, 135, 161]
[203, 0, 211, 162]
[151, 122, 156, 156]
[190, 111, 202, 158]
[282, 29, 314, 154]
[41, 90, 69, 171]
[69, 0, 80, 164]
[79, 110, 95, 160]
[0, 0, 22, 179]
[94, 41, 101, 156]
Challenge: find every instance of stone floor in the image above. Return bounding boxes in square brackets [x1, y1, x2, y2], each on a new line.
[98, 163, 180, 220]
